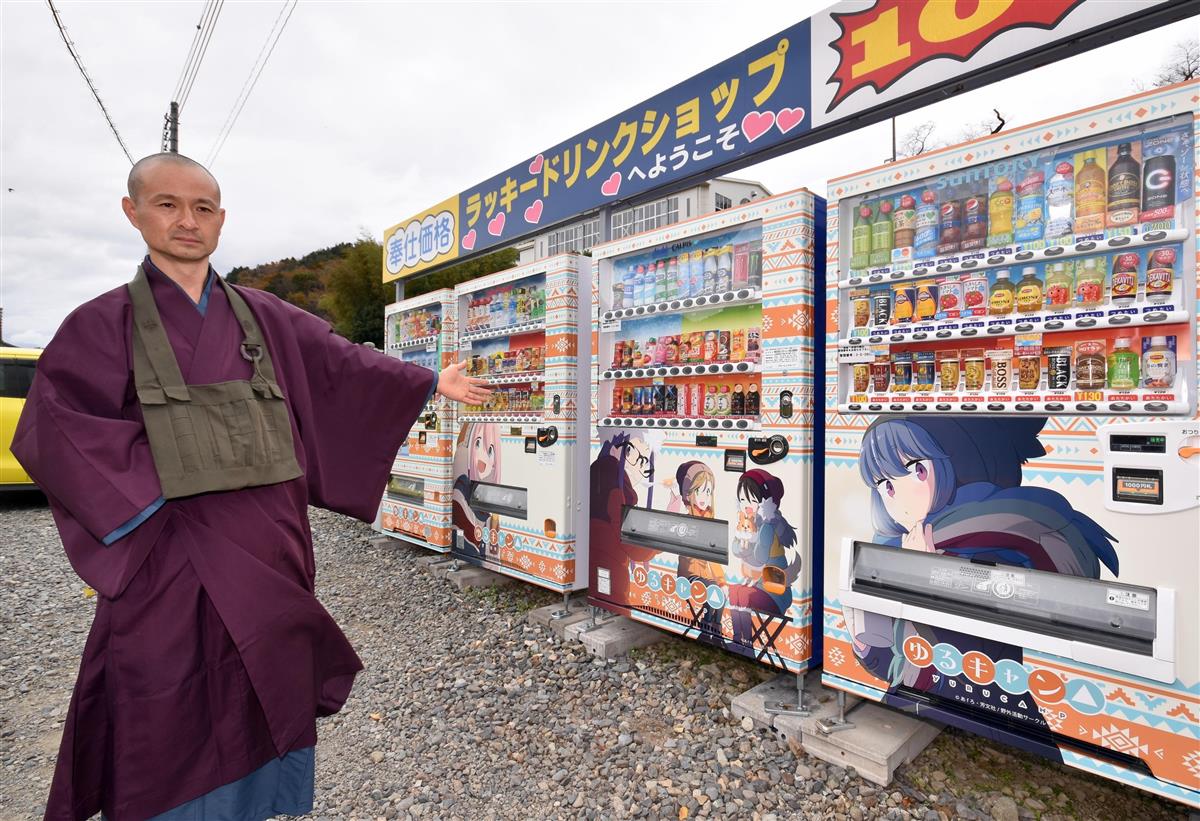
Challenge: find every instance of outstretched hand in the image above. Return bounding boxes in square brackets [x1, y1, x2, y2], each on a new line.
[437, 361, 493, 405]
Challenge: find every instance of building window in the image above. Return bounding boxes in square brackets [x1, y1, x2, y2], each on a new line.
[714, 193, 732, 211]
[547, 217, 600, 256]
[611, 196, 680, 239]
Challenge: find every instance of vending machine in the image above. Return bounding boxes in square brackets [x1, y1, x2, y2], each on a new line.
[449, 254, 590, 594]
[374, 289, 458, 551]
[588, 190, 825, 674]
[822, 83, 1199, 807]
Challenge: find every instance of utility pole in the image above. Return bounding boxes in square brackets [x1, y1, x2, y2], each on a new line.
[161, 101, 179, 153]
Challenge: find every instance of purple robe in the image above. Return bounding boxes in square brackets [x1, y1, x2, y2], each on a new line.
[12, 263, 434, 821]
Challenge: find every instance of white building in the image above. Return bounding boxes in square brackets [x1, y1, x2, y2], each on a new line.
[517, 176, 770, 263]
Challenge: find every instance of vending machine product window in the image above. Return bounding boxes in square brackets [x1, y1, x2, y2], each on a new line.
[449, 254, 590, 592]
[823, 84, 1199, 808]
[374, 289, 457, 551]
[589, 188, 825, 676]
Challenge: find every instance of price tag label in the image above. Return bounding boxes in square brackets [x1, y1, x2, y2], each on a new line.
[1073, 390, 1103, 403]
[600, 317, 622, 333]
[838, 346, 876, 364]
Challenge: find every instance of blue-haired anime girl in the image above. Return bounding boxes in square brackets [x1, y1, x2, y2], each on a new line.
[849, 416, 1119, 700]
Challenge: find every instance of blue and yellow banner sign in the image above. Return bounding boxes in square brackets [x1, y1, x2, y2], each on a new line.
[384, 0, 1187, 282]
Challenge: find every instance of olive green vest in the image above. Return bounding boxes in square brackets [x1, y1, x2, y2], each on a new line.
[128, 265, 303, 499]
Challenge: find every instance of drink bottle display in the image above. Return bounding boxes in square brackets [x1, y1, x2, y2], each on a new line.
[1045, 262, 1074, 309]
[851, 202, 873, 269]
[1044, 159, 1074, 241]
[937, 196, 962, 254]
[1014, 266, 1044, 313]
[1014, 167, 1045, 242]
[1109, 253, 1139, 306]
[914, 189, 939, 258]
[1073, 152, 1107, 234]
[893, 194, 916, 250]
[988, 269, 1014, 315]
[961, 190, 988, 250]
[591, 190, 821, 675]
[1107, 141, 1141, 227]
[870, 199, 894, 266]
[987, 177, 1014, 246]
[826, 85, 1197, 809]
[376, 290, 458, 552]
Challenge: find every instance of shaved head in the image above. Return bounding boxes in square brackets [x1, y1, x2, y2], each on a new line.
[127, 153, 220, 204]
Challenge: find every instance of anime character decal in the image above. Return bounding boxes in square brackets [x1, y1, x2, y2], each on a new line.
[845, 416, 1119, 723]
[451, 422, 503, 558]
[589, 432, 802, 660]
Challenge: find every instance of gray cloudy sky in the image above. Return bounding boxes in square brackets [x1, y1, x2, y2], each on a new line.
[1, 1, 1195, 347]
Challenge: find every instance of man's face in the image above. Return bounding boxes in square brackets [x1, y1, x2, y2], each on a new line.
[121, 162, 224, 263]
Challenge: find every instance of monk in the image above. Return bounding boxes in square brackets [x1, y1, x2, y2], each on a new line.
[12, 153, 491, 821]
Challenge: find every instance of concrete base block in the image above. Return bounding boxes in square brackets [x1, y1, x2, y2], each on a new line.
[416, 554, 455, 576]
[444, 565, 517, 591]
[732, 673, 846, 738]
[526, 604, 592, 638]
[368, 535, 395, 548]
[797, 701, 942, 786]
[564, 615, 664, 659]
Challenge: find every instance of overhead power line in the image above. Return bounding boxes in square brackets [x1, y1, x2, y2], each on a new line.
[171, 1, 214, 103]
[46, 0, 134, 165]
[178, 0, 224, 111]
[205, 0, 296, 169]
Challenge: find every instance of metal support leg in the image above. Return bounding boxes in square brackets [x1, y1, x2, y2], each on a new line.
[550, 591, 573, 620]
[816, 689, 856, 734]
[765, 671, 811, 719]
[579, 605, 613, 634]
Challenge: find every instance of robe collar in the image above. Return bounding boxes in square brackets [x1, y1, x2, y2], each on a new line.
[142, 255, 217, 316]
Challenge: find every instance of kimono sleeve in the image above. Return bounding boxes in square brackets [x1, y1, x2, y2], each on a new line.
[287, 306, 435, 522]
[11, 303, 163, 544]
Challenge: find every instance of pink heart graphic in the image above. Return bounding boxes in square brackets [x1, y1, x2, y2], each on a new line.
[741, 110, 776, 143]
[487, 211, 506, 237]
[528, 154, 544, 174]
[461, 229, 477, 250]
[776, 107, 806, 134]
[600, 171, 621, 197]
[524, 198, 544, 224]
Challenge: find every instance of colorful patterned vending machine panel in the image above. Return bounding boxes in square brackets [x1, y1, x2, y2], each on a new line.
[450, 254, 590, 591]
[822, 82, 1200, 808]
[374, 289, 458, 551]
[588, 189, 825, 672]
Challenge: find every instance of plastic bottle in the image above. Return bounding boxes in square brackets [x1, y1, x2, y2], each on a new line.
[914, 190, 939, 258]
[1107, 142, 1141, 226]
[703, 385, 717, 417]
[893, 194, 916, 250]
[1075, 157, 1106, 221]
[1106, 338, 1139, 389]
[1045, 262, 1074, 309]
[1045, 160, 1074, 241]
[989, 269, 1015, 315]
[703, 248, 718, 295]
[1014, 168, 1045, 242]
[1014, 266, 1044, 313]
[654, 260, 668, 303]
[961, 191, 988, 250]
[716, 245, 733, 293]
[622, 265, 636, 309]
[746, 383, 760, 415]
[851, 203, 873, 269]
[1142, 336, 1177, 388]
[731, 383, 745, 416]
[871, 199, 894, 265]
[987, 178, 1014, 244]
[1074, 258, 1104, 308]
[668, 256, 683, 299]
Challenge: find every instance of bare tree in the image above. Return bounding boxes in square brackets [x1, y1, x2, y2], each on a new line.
[896, 110, 1005, 158]
[896, 121, 937, 158]
[1133, 37, 1199, 90]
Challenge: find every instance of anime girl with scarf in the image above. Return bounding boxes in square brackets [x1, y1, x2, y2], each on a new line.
[848, 416, 1118, 718]
[663, 460, 726, 645]
[726, 469, 802, 650]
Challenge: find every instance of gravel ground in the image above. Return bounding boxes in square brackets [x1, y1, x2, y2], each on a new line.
[0, 494, 1190, 820]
